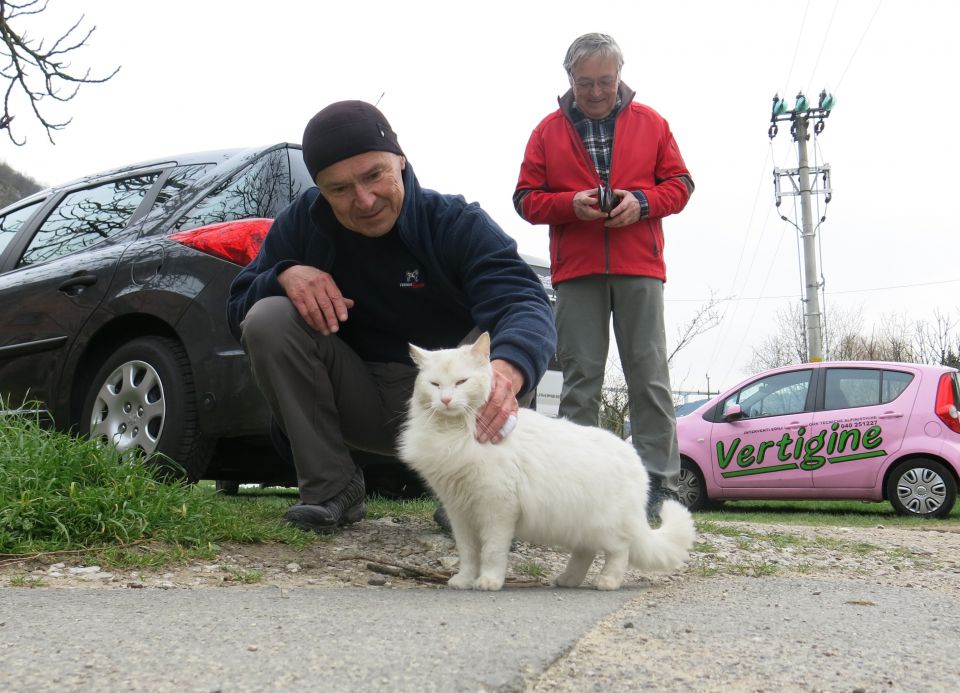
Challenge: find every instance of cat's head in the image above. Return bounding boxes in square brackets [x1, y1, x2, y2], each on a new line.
[409, 332, 492, 417]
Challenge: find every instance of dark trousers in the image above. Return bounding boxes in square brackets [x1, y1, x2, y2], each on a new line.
[240, 296, 416, 504]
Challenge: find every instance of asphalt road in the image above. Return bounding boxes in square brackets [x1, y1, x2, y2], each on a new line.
[2, 576, 958, 692]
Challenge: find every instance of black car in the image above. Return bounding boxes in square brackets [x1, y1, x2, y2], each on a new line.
[0, 144, 315, 486]
[0, 147, 559, 493]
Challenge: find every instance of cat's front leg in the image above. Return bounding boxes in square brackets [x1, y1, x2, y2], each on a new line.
[554, 548, 596, 588]
[473, 522, 514, 591]
[447, 515, 481, 590]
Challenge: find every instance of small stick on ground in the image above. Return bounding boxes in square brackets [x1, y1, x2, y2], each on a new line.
[340, 553, 547, 587]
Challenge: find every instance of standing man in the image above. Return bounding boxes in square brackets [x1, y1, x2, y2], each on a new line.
[228, 100, 556, 534]
[513, 33, 694, 520]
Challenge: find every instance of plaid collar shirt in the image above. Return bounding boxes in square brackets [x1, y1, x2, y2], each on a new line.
[570, 96, 622, 186]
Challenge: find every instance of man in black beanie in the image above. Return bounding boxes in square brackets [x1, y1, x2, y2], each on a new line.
[227, 101, 556, 534]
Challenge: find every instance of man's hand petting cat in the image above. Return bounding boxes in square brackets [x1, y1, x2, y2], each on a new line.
[278, 265, 355, 335]
[476, 359, 523, 444]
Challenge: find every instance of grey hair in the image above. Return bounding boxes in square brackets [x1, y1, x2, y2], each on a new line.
[563, 33, 624, 78]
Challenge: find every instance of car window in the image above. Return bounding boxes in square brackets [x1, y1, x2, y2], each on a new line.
[153, 163, 216, 209]
[723, 369, 812, 418]
[0, 200, 44, 257]
[174, 150, 290, 231]
[18, 175, 159, 267]
[288, 147, 314, 198]
[824, 368, 914, 409]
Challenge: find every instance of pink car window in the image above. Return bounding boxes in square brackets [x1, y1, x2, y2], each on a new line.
[824, 368, 913, 410]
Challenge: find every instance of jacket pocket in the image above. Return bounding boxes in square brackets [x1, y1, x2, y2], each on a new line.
[551, 225, 565, 264]
[651, 218, 663, 258]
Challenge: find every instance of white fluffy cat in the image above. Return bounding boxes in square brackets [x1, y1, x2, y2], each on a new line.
[398, 332, 696, 591]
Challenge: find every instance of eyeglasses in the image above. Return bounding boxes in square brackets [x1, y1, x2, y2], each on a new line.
[573, 75, 619, 91]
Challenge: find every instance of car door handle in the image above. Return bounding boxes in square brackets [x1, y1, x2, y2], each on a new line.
[878, 412, 903, 419]
[784, 421, 805, 429]
[58, 273, 98, 296]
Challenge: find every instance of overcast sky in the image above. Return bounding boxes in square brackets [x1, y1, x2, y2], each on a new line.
[2, 0, 956, 395]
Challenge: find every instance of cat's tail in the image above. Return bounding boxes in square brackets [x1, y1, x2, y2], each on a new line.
[629, 500, 696, 572]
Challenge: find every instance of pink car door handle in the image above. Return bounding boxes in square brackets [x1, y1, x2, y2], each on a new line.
[879, 412, 903, 419]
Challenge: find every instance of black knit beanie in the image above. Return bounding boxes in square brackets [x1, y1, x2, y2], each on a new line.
[302, 101, 404, 182]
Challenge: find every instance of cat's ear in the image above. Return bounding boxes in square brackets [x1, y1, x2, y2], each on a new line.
[409, 343, 429, 368]
[471, 332, 491, 358]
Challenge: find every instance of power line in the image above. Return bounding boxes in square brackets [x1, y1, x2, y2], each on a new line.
[834, 0, 883, 92]
[808, 0, 841, 87]
[666, 277, 960, 303]
[782, 0, 812, 95]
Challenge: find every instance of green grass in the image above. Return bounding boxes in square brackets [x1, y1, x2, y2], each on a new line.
[0, 410, 316, 561]
[4, 408, 958, 574]
[692, 498, 960, 527]
[0, 409, 444, 569]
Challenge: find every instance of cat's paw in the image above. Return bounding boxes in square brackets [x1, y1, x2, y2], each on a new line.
[448, 573, 475, 590]
[594, 575, 624, 591]
[473, 575, 504, 591]
[553, 573, 584, 588]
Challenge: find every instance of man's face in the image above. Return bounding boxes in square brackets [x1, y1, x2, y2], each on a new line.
[570, 53, 620, 120]
[314, 150, 406, 237]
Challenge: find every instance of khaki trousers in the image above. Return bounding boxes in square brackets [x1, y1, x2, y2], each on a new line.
[555, 275, 680, 491]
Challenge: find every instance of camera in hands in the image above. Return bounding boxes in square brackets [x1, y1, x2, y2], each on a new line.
[598, 184, 617, 214]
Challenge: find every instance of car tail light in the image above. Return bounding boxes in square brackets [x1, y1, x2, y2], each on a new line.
[168, 218, 273, 266]
[934, 373, 960, 435]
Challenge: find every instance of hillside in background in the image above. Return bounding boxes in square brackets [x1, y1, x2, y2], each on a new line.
[0, 161, 43, 208]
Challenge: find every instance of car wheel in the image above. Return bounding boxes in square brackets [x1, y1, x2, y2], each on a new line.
[82, 336, 209, 482]
[886, 459, 957, 518]
[678, 457, 711, 511]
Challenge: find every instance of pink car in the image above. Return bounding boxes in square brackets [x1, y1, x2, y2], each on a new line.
[676, 361, 960, 517]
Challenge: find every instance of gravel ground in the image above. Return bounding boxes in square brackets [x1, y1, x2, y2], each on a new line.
[4, 515, 959, 598]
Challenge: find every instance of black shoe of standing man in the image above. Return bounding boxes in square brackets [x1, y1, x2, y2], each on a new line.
[282, 467, 366, 534]
[646, 478, 680, 525]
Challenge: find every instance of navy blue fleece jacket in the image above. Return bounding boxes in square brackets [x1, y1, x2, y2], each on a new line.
[226, 163, 556, 397]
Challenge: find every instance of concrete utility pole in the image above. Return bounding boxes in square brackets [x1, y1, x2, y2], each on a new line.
[769, 90, 835, 362]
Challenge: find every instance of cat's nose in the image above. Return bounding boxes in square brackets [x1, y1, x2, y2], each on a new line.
[441, 396, 452, 406]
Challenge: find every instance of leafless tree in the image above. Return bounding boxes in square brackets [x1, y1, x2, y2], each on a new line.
[750, 300, 960, 369]
[595, 293, 725, 436]
[667, 291, 725, 365]
[914, 309, 960, 366]
[0, 0, 119, 144]
[747, 302, 809, 371]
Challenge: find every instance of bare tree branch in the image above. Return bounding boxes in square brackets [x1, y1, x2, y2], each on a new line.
[667, 291, 725, 365]
[0, 0, 119, 144]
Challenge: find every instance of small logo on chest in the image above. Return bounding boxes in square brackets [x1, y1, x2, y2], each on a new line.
[400, 269, 426, 289]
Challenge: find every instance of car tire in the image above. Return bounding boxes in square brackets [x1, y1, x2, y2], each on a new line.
[678, 457, 712, 512]
[81, 336, 210, 482]
[886, 459, 957, 518]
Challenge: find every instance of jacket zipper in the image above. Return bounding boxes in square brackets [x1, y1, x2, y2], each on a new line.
[564, 116, 611, 274]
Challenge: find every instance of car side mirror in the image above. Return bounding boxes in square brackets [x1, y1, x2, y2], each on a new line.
[723, 403, 744, 421]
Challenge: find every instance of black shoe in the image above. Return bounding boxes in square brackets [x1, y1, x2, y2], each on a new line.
[283, 467, 366, 534]
[433, 505, 452, 534]
[647, 481, 680, 524]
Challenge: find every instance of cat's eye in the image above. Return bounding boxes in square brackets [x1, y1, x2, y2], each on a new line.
[429, 381, 439, 387]
[455, 379, 468, 386]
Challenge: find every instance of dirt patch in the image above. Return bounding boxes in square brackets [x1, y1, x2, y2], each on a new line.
[4, 515, 960, 596]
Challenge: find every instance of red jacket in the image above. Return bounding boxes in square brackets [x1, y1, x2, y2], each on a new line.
[514, 84, 693, 285]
